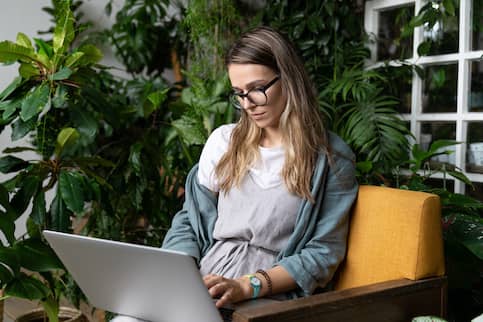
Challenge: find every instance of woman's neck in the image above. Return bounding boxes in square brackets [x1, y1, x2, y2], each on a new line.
[260, 128, 282, 148]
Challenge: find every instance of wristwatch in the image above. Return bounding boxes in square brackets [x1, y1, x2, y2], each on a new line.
[245, 274, 261, 299]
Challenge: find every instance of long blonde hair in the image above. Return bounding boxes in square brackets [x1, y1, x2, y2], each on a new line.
[215, 26, 329, 201]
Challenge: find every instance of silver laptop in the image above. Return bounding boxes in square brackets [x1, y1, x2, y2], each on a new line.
[43, 230, 223, 322]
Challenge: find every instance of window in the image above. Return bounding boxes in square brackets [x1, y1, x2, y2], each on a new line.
[365, 0, 483, 200]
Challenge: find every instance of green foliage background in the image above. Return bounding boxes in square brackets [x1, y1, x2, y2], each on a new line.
[0, 0, 480, 321]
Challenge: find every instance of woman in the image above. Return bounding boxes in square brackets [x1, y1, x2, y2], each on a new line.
[162, 26, 358, 308]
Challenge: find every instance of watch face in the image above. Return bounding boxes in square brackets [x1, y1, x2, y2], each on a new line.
[250, 276, 261, 286]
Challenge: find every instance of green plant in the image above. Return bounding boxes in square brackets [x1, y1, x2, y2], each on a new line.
[77, 0, 239, 246]
[402, 141, 483, 322]
[400, 0, 459, 56]
[99, 0, 184, 78]
[182, 0, 253, 80]
[262, 1, 411, 173]
[0, 1, 110, 320]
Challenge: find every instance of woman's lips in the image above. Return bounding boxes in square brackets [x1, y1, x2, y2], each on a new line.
[250, 112, 266, 120]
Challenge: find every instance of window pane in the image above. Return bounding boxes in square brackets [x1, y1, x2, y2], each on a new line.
[422, 0, 459, 55]
[421, 122, 456, 164]
[466, 182, 483, 202]
[377, 5, 414, 60]
[469, 60, 483, 112]
[472, 0, 483, 50]
[378, 65, 413, 113]
[466, 121, 483, 174]
[422, 63, 458, 113]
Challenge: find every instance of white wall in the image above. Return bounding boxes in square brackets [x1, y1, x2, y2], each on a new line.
[0, 0, 123, 239]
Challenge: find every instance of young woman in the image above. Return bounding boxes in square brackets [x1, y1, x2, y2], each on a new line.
[161, 26, 358, 308]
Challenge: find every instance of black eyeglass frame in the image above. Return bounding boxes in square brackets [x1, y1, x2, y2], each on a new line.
[229, 75, 280, 110]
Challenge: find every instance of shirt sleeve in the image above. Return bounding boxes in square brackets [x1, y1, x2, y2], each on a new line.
[198, 124, 234, 192]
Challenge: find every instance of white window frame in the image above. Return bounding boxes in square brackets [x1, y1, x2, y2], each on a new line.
[365, 0, 483, 195]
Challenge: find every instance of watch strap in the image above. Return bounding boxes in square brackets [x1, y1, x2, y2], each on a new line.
[244, 274, 261, 299]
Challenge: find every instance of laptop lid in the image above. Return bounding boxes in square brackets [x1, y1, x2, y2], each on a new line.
[43, 230, 223, 322]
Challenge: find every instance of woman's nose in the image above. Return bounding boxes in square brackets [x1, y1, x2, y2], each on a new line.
[240, 97, 255, 110]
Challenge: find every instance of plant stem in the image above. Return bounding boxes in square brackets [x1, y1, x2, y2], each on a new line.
[41, 297, 59, 322]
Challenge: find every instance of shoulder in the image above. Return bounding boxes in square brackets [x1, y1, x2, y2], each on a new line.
[314, 131, 356, 181]
[206, 123, 236, 148]
[198, 123, 237, 191]
[328, 131, 355, 162]
[201, 123, 236, 157]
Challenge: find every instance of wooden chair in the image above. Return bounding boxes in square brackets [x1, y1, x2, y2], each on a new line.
[232, 185, 447, 322]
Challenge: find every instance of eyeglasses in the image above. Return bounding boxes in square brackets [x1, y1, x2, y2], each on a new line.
[229, 76, 280, 110]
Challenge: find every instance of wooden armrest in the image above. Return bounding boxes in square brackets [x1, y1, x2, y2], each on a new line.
[232, 277, 447, 322]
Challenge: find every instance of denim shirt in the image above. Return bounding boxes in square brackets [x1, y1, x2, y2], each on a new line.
[162, 132, 359, 297]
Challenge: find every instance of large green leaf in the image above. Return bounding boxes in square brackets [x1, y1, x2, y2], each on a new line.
[59, 170, 84, 214]
[5, 273, 49, 300]
[447, 170, 472, 186]
[11, 117, 36, 141]
[428, 140, 460, 154]
[15, 33, 33, 50]
[33, 38, 53, 59]
[171, 115, 207, 146]
[0, 246, 20, 275]
[0, 99, 20, 121]
[0, 155, 29, 173]
[76, 44, 103, 66]
[341, 90, 410, 164]
[0, 211, 15, 245]
[128, 143, 143, 175]
[52, 84, 68, 108]
[70, 108, 98, 142]
[15, 238, 64, 271]
[0, 76, 22, 101]
[0, 184, 11, 212]
[30, 189, 46, 226]
[64, 51, 84, 68]
[49, 66, 72, 81]
[20, 83, 50, 122]
[54, 127, 79, 157]
[53, 0, 75, 55]
[18, 63, 40, 80]
[50, 194, 69, 232]
[10, 175, 40, 219]
[145, 89, 168, 117]
[0, 41, 48, 67]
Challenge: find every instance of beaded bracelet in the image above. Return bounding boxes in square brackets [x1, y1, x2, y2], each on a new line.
[256, 269, 273, 296]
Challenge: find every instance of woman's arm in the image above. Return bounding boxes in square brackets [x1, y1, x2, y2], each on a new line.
[276, 135, 359, 296]
[162, 165, 218, 263]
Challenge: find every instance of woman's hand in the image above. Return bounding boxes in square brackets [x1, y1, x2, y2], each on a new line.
[203, 274, 252, 308]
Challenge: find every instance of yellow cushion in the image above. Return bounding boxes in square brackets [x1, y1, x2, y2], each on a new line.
[335, 185, 445, 290]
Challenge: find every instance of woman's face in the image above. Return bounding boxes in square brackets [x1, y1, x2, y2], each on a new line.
[228, 63, 286, 130]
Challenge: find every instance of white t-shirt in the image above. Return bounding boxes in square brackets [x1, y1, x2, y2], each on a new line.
[197, 124, 302, 279]
[198, 124, 285, 191]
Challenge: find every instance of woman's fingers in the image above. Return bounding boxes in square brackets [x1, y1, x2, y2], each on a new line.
[203, 275, 246, 306]
[215, 288, 234, 308]
[208, 279, 229, 298]
[203, 274, 222, 288]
